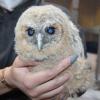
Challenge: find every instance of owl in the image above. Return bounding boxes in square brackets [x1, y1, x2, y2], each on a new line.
[14, 5, 95, 100]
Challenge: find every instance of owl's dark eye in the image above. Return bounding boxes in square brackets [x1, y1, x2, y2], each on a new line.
[27, 27, 35, 36]
[45, 26, 55, 35]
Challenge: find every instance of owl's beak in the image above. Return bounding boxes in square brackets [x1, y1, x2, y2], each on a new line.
[36, 33, 43, 51]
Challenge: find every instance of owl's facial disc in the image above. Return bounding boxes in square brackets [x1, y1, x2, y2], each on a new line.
[26, 25, 57, 51]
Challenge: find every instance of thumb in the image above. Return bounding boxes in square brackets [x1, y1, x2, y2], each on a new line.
[12, 56, 40, 68]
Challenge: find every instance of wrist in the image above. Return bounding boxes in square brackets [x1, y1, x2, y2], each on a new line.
[0, 67, 14, 94]
[4, 67, 15, 89]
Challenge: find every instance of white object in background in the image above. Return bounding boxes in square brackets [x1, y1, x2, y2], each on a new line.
[0, 0, 27, 11]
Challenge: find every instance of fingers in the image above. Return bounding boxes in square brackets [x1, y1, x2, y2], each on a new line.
[11, 55, 78, 99]
[29, 73, 69, 97]
[51, 55, 78, 76]
[26, 55, 78, 87]
[37, 86, 64, 100]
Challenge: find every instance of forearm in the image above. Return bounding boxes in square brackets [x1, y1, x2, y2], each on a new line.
[0, 67, 13, 95]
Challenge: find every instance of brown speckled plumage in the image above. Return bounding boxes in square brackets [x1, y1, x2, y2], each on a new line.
[14, 5, 95, 100]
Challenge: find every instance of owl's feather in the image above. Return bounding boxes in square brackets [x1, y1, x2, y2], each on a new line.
[15, 5, 95, 100]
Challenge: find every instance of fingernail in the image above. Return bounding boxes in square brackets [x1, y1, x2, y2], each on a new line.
[70, 54, 78, 65]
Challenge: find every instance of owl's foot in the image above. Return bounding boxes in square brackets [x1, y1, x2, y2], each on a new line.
[70, 87, 86, 98]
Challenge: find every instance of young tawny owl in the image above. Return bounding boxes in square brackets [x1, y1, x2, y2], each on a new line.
[14, 5, 95, 100]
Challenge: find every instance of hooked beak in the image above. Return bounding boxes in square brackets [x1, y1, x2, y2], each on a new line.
[36, 33, 43, 51]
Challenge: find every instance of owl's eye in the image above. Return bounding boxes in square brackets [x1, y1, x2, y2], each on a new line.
[27, 27, 35, 36]
[45, 26, 55, 35]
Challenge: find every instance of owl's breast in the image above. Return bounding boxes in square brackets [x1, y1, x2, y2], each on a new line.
[31, 47, 74, 73]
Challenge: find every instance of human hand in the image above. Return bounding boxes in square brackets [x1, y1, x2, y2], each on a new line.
[4, 55, 78, 100]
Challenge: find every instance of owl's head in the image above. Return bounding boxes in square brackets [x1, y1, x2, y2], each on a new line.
[15, 5, 83, 61]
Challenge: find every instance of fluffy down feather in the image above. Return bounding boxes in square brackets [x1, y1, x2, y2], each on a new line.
[15, 5, 95, 100]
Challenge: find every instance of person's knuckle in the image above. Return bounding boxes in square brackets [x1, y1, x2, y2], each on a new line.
[28, 91, 34, 97]
[31, 90, 39, 97]
[53, 77, 63, 87]
[51, 79, 59, 88]
[23, 80, 32, 89]
[57, 86, 64, 94]
[55, 80, 61, 87]
[46, 70, 54, 79]
[27, 90, 37, 97]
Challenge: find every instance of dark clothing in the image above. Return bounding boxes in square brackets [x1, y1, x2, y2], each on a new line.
[0, 0, 38, 100]
[0, 0, 37, 68]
